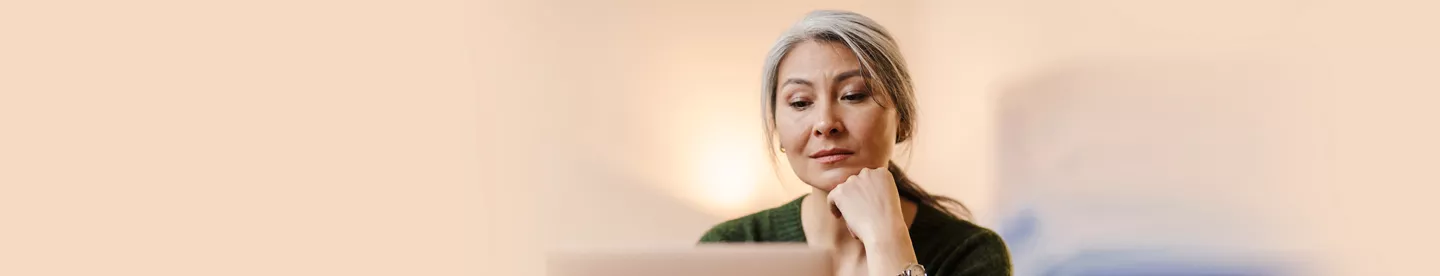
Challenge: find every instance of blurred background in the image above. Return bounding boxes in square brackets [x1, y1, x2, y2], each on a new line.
[476, 0, 1440, 275]
[3, 0, 1437, 275]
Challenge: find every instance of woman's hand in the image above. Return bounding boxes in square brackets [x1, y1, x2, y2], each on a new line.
[827, 167, 906, 245]
[827, 166, 920, 276]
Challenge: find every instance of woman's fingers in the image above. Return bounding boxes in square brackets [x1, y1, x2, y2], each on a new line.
[828, 183, 844, 218]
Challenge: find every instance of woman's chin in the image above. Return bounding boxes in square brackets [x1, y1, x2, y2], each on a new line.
[807, 167, 864, 191]
[809, 184, 838, 192]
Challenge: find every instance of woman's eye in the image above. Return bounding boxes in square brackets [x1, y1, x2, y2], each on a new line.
[788, 100, 812, 109]
[841, 92, 870, 102]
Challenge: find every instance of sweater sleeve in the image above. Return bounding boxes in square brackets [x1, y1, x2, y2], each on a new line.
[938, 230, 1013, 276]
[698, 216, 755, 243]
[698, 222, 734, 243]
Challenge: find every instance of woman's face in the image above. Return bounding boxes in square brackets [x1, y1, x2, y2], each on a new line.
[774, 40, 899, 191]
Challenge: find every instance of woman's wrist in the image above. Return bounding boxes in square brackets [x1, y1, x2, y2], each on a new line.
[865, 242, 919, 276]
[858, 212, 909, 246]
[863, 222, 918, 276]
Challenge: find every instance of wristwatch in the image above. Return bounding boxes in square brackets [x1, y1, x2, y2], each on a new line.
[899, 263, 926, 276]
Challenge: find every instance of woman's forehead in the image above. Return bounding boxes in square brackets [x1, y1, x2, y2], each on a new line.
[777, 40, 863, 78]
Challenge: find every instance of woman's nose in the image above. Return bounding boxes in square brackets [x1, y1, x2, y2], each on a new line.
[812, 117, 845, 138]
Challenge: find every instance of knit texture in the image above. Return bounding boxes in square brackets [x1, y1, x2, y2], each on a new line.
[699, 196, 1012, 276]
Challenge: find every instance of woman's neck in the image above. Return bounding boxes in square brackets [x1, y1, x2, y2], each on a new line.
[800, 188, 847, 247]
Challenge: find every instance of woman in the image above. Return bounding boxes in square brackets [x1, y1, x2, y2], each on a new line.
[698, 10, 1012, 276]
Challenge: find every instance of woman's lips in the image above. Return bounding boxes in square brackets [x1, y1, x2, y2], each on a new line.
[809, 148, 855, 165]
[814, 153, 852, 164]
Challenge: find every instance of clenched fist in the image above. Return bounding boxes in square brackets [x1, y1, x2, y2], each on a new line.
[826, 167, 907, 245]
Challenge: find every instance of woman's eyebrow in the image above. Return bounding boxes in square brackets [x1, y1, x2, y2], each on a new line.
[781, 78, 813, 89]
[833, 69, 864, 84]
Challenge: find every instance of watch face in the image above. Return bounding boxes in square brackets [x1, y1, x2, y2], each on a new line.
[904, 264, 926, 276]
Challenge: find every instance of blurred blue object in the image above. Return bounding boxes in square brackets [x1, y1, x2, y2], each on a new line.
[998, 208, 1038, 256]
[1040, 250, 1291, 276]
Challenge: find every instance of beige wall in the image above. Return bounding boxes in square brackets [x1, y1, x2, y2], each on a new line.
[2, 0, 482, 275]
[3, 0, 1438, 275]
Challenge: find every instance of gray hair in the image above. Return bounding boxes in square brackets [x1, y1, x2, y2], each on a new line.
[761, 10, 916, 149]
[759, 10, 968, 218]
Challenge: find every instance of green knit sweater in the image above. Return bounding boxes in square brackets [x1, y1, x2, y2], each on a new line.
[699, 196, 1013, 276]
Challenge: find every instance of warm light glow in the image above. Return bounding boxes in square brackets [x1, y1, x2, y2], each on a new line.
[690, 133, 762, 217]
